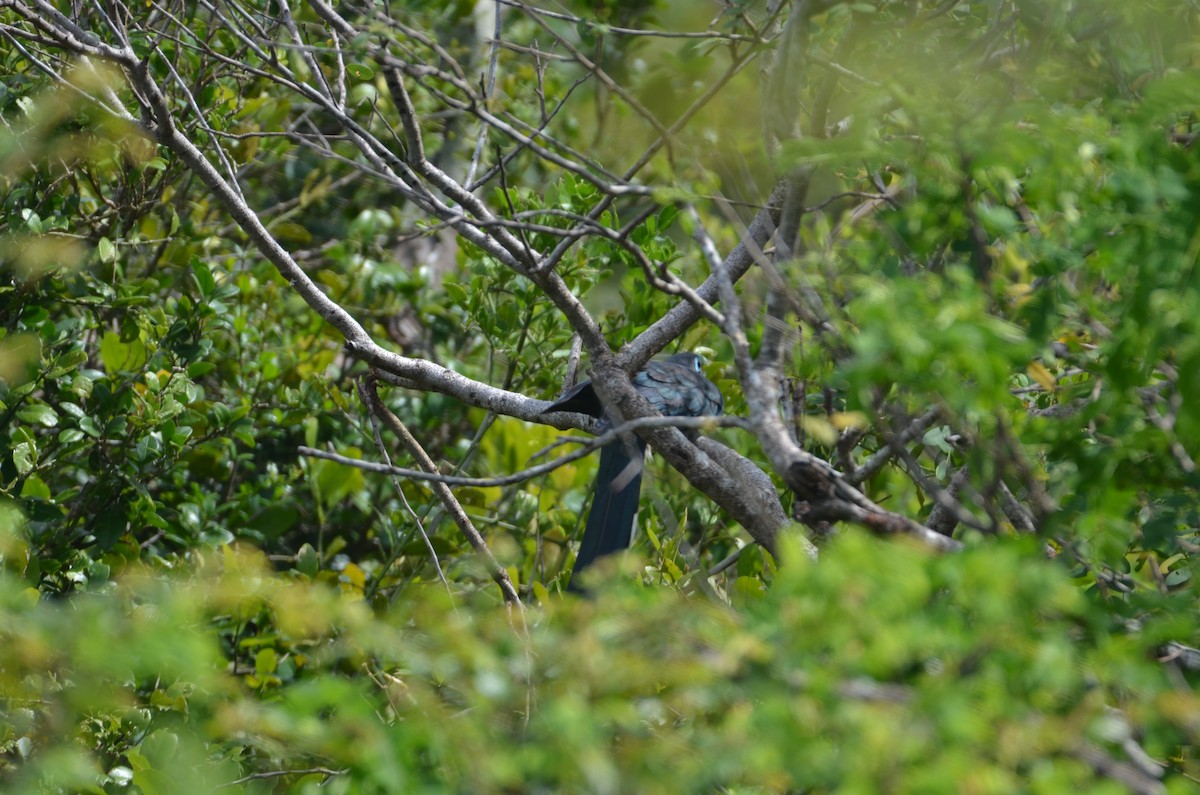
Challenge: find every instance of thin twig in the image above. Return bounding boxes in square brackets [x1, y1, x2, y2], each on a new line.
[356, 378, 453, 597]
[299, 414, 751, 488]
[360, 376, 523, 606]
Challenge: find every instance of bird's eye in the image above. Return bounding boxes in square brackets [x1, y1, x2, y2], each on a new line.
[692, 356, 702, 372]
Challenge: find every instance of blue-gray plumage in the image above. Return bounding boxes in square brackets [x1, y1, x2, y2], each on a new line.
[543, 352, 723, 589]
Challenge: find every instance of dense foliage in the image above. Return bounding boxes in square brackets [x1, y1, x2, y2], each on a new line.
[1, 1, 1198, 792]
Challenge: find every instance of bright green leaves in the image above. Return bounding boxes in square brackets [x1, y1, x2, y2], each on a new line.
[742, 533, 1160, 792]
[840, 266, 1033, 415]
[99, 330, 150, 374]
[0, 536, 1184, 793]
[306, 446, 367, 511]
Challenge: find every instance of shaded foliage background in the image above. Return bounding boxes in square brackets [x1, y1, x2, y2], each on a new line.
[1, 0, 1198, 792]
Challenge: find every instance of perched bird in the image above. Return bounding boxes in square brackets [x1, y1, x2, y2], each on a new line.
[543, 352, 723, 589]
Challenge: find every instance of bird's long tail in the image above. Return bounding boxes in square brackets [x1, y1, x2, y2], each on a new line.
[569, 438, 646, 589]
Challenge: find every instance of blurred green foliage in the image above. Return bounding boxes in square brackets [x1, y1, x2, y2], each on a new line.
[1, 0, 1198, 792]
[2, 534, 1195, 794]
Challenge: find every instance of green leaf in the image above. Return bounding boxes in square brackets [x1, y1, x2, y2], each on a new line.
[20, 474, 51, 499]
[1165, 569, 1190, 588]
[21, 208, 43, 232]
[59, 401, 85, 419]
[657, 204, 679, 232]
[93, 508, 127, 549]
[297, 543, 319, 578]
[248, 506, 300, 545]
[126, 750, 151, 773]
[445, 282, 468, 306]
[187, 362, 216, 381]
[17, 403, 58, 427]
[13, 441, 36, 474]
[132, 768, 172, 795]
[255, 647, 278, 677]
[190, 259, 216, 298]
[99, 331, 148, 374]
[47, 348, 88, 378]
[97, 237, 117, 264]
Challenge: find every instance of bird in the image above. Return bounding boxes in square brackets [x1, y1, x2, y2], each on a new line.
[543, 352, 723, 589]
